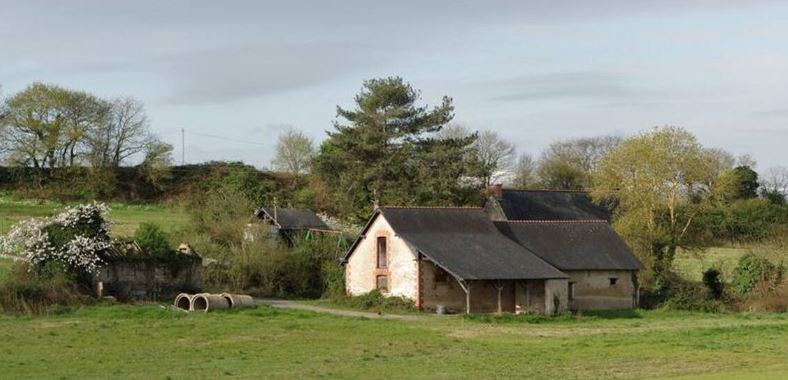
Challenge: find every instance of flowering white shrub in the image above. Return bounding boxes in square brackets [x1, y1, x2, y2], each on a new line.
[0, 202, 112, 274]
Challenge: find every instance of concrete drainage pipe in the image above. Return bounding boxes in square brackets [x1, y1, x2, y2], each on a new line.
[191, 293, 230, 312]
[174, 293, 193, 311]
[222, 293, 254, 308]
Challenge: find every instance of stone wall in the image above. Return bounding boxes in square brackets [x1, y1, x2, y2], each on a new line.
[418, 259, 466, 312]
[514, 280, 546, 314]
[95, 258, 202, 301]
[566, 270, 637, 311]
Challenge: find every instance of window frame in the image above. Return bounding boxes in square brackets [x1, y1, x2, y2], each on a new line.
[568, 282, 576, 301]
[376, 275, 389, 292]
[609, 277, 618, 286]
[376, 236, 387, 269]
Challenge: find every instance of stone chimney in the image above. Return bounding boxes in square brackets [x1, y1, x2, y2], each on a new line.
[487, 184, 503, 198]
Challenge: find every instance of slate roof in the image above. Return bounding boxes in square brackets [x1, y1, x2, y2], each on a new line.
[344, 207, 567, 280]
[255, 207, 330, 230]
[490, 190, 611, 221]
[495, 221, 643, 271]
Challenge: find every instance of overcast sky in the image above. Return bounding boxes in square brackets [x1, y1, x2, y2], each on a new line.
[1, 1, 787, 169]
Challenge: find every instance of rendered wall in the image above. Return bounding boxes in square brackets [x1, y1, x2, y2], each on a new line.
[566, 270, 637, 311]
[345, 216, 418, 300]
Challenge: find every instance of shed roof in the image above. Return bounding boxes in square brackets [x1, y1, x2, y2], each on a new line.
[494, 221, 642, 271]
[344, 207, 567, 280]
[492, 190, 611, 221]
[255, 207, 330, 230]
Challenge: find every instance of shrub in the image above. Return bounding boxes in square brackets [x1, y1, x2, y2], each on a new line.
[330, 289, 416, 313]
[661, 284, 723, 313]
[731, 253, 784, 295]
[735, 283, 788, 312]
[201, 232, 349, 299]
[133, 223, 173, 258]
[702, 268, 724, 299]
[188, 187, 255, 247]
[0, 261, 91, 315]
[0, 202, 112, 275]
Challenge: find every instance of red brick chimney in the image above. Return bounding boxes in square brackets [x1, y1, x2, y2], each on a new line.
[487, 184, 503, 198]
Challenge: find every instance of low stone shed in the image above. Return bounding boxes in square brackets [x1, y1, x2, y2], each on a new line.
[94, 242, 202, 300]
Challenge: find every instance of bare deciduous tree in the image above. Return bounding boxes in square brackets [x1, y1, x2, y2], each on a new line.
[512, 153, 537, 189]
[88, 97, 151, 167]
[762, 166, 788, 194]
[537, 135, 621, 189]
[476, 130, 516, 187]
[271, 128, 315, 175]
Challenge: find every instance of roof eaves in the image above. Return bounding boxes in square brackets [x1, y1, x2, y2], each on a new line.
[340, 209, 382, 264]
[380, 205, 483, 209]
[500, 219, 609, 224]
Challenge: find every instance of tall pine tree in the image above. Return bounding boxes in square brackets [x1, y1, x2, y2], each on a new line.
[314, 77, 481, 222]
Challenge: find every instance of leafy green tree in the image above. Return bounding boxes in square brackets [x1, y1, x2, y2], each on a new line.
[133, 223, 173, 258]
[313, 77, 480, 221]
[593, 127, 715, 283]
[1, 83, 72, 168]
[731, 166, 759, 199]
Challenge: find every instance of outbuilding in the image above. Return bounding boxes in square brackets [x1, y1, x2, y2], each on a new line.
[341, 187, 643, 314]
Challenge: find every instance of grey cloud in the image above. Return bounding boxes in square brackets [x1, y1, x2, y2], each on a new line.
[149, 41, 380, 105]
[752, 108, 788, 119]
[488, 72, 636, 102]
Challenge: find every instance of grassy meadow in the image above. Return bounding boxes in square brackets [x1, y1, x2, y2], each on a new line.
[0, 193, 189, 237]
[0, 304, 786, 379]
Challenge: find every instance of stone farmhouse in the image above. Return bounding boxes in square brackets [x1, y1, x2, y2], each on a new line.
[341, 186, 643, 315]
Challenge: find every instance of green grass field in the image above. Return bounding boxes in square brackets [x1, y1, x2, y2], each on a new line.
[0, 193, 189, 237]
[0, 305, 785, 379]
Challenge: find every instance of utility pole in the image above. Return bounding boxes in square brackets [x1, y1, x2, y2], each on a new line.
[181, 128, 185, 165]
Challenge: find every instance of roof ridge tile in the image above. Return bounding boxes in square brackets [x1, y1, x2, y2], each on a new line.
[499, 219, 608, 224]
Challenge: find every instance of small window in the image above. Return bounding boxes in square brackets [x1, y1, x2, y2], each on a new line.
[376, 275, 388, 292]
[434, 266, 449, 283]
[609, 277, 618, 286]
[568, 282, 576, 301]
[377, 237, 387, 268]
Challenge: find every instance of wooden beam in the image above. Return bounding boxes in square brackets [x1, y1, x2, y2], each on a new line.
[457, 280, 472, 314]
[495, 280, 504, 314]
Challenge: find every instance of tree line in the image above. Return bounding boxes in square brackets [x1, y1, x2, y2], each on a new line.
[0, 83, 171, 170]
[3, 78, 787, 289]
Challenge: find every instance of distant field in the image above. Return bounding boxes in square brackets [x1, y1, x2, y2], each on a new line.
[675, 246, 786, 282]
[674, 247, 750, 282]
[0, 305, 785, 379]
[0, 194, 190, 237]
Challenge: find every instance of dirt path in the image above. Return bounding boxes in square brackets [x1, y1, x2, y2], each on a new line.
[255, 299, 425, 321]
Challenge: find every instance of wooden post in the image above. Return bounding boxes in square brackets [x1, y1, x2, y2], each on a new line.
[458, 280, 472, 314]
[495, 280, 504, 314]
